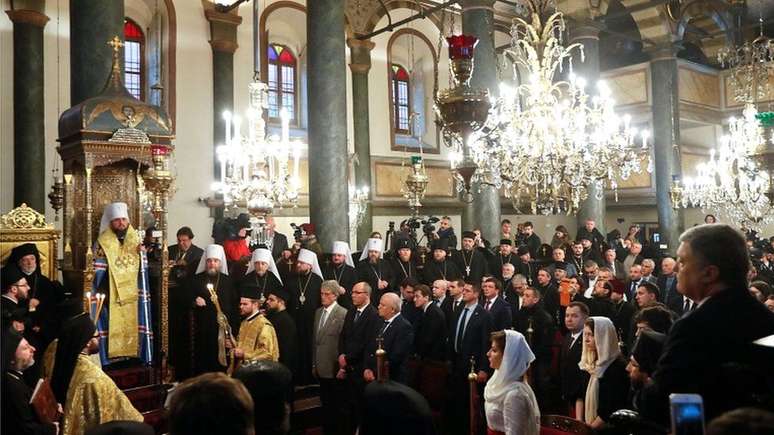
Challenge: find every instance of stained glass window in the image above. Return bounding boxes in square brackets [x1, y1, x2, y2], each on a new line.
[391, 64, 410, 134]
[123, 19, 144, 101]
[267, 44, 296, 122]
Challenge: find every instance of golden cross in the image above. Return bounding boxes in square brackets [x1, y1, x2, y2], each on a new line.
[107, 36, 124, 53]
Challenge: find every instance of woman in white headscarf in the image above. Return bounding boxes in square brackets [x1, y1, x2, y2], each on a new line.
[579, 316, 630, 428]
[484, 330, 541, 435]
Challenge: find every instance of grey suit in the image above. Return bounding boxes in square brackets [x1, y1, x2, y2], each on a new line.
[312, 303, 348, 378]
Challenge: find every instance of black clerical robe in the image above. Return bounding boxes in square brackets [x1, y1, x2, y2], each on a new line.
[190, 272, 239, 376]
[242, 271, 283, 301]
[389, 257, 419, 288]
[489, 254, 518, 282]
[2, 370, 57, 435]
[266, 308, 299, 380]
[450, 248, 489, 284]
[422, 259, 461, 285]
[356, 259, 395, 303]
[287, 272, 322, 385]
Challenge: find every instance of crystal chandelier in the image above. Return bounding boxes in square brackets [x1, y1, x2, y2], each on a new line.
[211, 75, 302, 217]
[671, 103, 773, 230]
[717, 6, 773, 104]
[474, 0, 651, 215]
[349, 185, 369, 230]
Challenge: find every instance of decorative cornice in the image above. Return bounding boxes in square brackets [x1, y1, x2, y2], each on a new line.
[347, 38, 375, 74]
[209, 39, 239, 53]
[5, 9, 49, 27]
[204, 8, 243, 26]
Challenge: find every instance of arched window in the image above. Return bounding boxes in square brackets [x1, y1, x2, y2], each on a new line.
[391, 64, 411, 134]
[123, 18, 145, 101]
[267, 44, 297, 122]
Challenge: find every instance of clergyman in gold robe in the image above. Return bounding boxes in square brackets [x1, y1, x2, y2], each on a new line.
[51, 312, 142, 435]
[229, 282, 279, 367]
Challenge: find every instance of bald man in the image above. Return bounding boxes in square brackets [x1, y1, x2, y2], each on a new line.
[363, 293, 414, 384]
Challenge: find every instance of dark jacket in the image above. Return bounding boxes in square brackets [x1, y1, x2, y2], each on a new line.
[338, 304, 380, 374]
[449, 304, 493, 375]
[559, 332, 589, 402]
[356, 259, 395, 303]
[596, 358, 631, 422]
[483, 296, 512, 331]
[489, 254, 518, 282]
[365, 314, 414, 383]
[450, 248, 489, 285]
[642, 288, 774, 425]
[656, 274, 679, 306]
[389, 257, 419, 288]
[2, 371, 57, 435]
[422, 259, 461, 286]
[265, 308, 299, 379]
[414, 303, 448, 361]
[514, 304, 555, 363]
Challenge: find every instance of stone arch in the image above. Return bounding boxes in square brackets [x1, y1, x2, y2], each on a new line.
[362, 0, 446, 36]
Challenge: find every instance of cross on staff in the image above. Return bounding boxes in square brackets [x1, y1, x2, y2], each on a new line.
[107, 35, 124, 52]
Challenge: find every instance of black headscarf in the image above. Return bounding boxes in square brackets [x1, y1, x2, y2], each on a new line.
[360, 380, 435, 435]
[631, 329, 667, 374]
[51, 312, 96, 403]
[2, 327, 23, 373]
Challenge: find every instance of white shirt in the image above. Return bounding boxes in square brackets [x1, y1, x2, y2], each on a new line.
[319, 301, 338, 329]
[584, 277, 598, 298]
[381, 312, 400, 333]
[484, 382, 541, 435]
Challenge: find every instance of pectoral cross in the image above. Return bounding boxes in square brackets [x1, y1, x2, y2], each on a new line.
[465, 266, 471, 275]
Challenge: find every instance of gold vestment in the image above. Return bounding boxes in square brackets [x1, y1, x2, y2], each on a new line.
[237, 312, 279, 363]
[97, 226, 141, 359]
[62, 354, 143, 435]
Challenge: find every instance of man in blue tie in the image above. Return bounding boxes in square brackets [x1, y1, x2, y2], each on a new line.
[445, 283, 493, 435]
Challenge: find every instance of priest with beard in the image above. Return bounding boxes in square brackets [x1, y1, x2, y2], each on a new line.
[489, 239, 519, 282]
[390, 238, 419, 286]
[323, 241, 358, 308]
[7, 243, 65, 350]
[242, 247, 283, 301]
[265, 288, 299, 382]
[356, 238, 395, 303]
[288, 249, 323, 385]
[422, 239, 461, 285]
[189, 244, 239, 376]
[51, 312, 142, 435]
[451, 231, 490, 285]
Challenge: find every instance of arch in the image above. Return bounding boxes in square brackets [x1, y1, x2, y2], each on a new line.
[259, 1, 307, 95]
[675, 0, 733, 45]
[364, 0, 447, 36]
[123, 18, 145, 100]
[266, 43, 299, 122]
[386, 27, 440, 153]
[599, 0, 648, 70]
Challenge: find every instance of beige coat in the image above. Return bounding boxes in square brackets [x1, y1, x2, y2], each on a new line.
[312, 303, 347, 378]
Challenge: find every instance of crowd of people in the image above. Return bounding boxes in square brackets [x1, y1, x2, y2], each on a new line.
[3, 211, 774, 435]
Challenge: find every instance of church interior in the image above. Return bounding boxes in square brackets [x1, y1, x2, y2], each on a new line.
[2, 0, 774, 434]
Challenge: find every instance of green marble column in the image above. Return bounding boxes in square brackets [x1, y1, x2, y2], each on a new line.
[307, 0, 349, 250]
[572, 25, 606, 235]
[70, 0, 124, 105]
[348, 38, 375, 247]
[650, 45, 684, 253]
[6, 7, 49, 211]
[462, 0, 501, 242]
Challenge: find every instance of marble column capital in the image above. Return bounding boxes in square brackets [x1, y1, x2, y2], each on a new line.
[646, 42, 682, 62]
[5, 9, 49, 27]
[347, 38, 375, 74]
[461, 0, 496, 12]
[204, 5, 242, 53]
[570, 23, 601, 42]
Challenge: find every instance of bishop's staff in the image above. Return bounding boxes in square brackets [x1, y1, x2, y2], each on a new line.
[206, 283, 235, 370]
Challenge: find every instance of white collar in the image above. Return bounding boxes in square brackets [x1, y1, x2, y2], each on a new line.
[422, 302, 431, 312]
[571, 330, 582, 339]
[486, 295, 499, 304]
[1, 294, 18, 304]
[246, 310, 260, 322]
[323, 301, 338, 313]
[357, 303, 369, 313]
[385, 312, 399, 323]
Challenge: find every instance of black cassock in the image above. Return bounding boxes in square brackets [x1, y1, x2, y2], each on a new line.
[189, 272, 239, 376]
[322, 263, 358, 309]
[389, 257, 419, 288]
[356, 259, 395, 303]
[489, 254, 519, 282]
[450, 249, 490, 284]
[2, 370, 56, 435]
[266, 308, 299, 381]
[242, 270, 283, 301]
[422, 259, 461, 285]
[287, 272, 322, 385]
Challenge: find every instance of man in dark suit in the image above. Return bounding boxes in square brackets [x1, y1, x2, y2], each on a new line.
[642, 225, 774, 426]
[442, 279, 465, 331]
[399, 278, 422, 326]
[338, 281, 380, 433]
[412, 284, 448, 361]
[624, 264, 645, 301]
[265, 216, 289, 261]
[363, 292, 414, 384]
[481, 277, 512, 331]
[513, 287, 555, 409]
[447, 283, 493, 435]
[656, 257, 679, 306]
[602, 248, 626, 281]
[559, 301, 590, 418]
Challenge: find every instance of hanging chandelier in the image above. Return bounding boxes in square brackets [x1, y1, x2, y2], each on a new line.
[471, 0, 650, 215]
[671, 103, 773, 230]
[211, 75, 302, 217]
[402, 156, 430, 214]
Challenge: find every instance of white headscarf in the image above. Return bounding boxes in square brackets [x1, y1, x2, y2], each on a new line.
[332, 241, 355, 268]
[195, 244, 229, 275]
[297, 248, 323, 279]
[246, 248, 283, 284]
[358, 238, 384, 261]
[99, 202, 129, 234]
[484, 330, 535, 404]
[579, 316, 622, 424]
